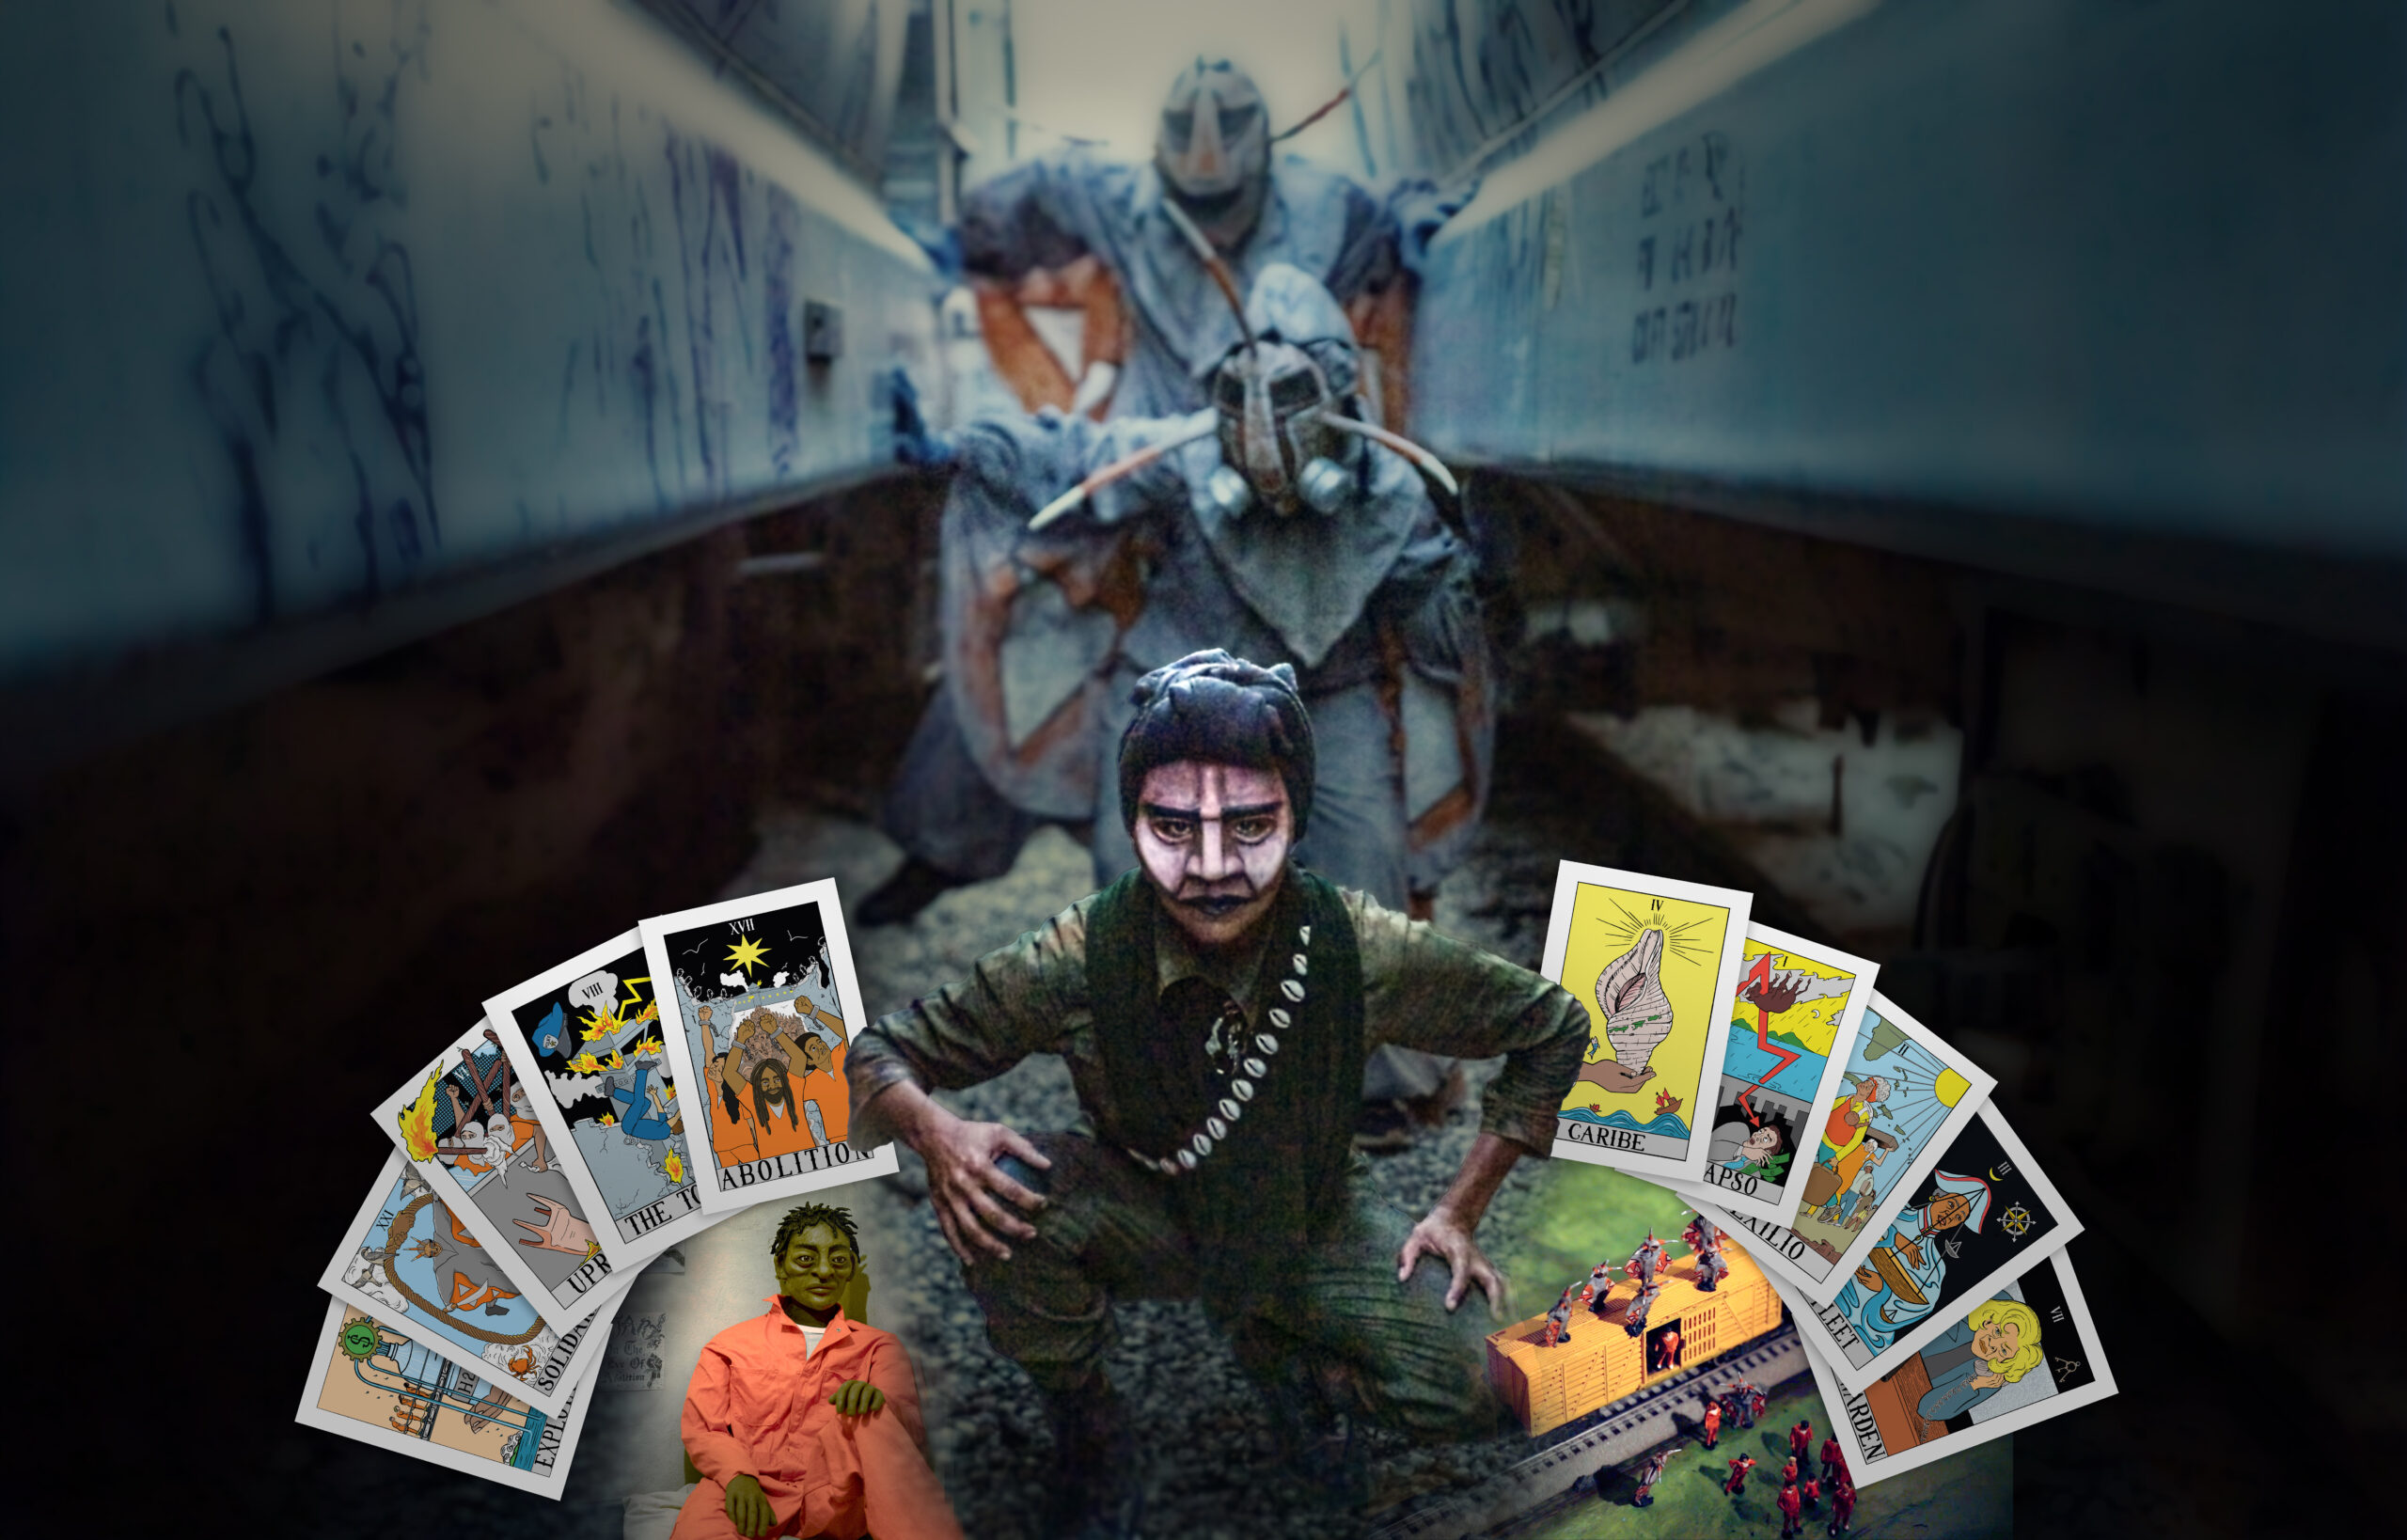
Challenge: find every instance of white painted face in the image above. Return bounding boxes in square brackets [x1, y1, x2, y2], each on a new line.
[1133, 760, 1292, 947]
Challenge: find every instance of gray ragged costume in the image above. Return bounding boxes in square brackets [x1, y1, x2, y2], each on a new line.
[918, 265, 1491, 910]
[877, 78, 1463, 897]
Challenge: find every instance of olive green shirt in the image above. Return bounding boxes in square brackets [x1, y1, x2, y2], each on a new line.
[849, 886, 1590, 1156]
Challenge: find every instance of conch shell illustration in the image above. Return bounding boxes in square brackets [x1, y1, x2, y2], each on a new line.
[1577, 928, 1672, 1095]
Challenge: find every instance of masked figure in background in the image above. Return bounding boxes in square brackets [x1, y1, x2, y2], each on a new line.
[866, 57, 1466, 928]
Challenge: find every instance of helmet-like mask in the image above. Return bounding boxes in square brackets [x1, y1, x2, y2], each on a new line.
[1206, 265, 1360, 516]
[1030, 242, 1455, 532]
[1156, 60, 1270, 250]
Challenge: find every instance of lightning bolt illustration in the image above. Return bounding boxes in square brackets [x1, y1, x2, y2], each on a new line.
[1736, 952, 1803, 1125]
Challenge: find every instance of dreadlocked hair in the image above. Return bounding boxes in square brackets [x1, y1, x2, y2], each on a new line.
[772, 1202, 860, 1263]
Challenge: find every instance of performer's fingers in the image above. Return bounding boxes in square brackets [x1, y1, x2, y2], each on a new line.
[966, 1184, 1039, 1244]
[946, 1189, 1016, 1259]
[1442, 1249, 1474, 1312]
[929, 1200, 976, 1266]
[996, 1125, 1054, 1173]
[983, 1161, 1050, 1216]
[1393, 1232, 1428, 1283]
[1471, 1257, 1508, 1320]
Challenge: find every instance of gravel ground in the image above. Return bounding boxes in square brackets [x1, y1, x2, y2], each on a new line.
[729, 794, 1577, 1540]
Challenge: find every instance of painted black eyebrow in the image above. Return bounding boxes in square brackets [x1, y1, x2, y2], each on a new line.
[1139, 801, 1282, 821]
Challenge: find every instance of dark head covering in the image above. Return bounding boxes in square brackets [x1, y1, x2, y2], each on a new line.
[1118, 650, 1315, 837]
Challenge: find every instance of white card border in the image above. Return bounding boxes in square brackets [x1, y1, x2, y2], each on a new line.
[315, 1149, 601, 1415]
[371, 1021, 640, 1331]
[1810, 1101, 2087, 1394]
[1685, 921, 1880, 1225]
[1539, 859, 1755, 1186]
[639, 878, 903, 1214]
[483, 926, 716, 1269]
[293, 1289, 621, 1498]
[1793, 1248, 2117, 1490]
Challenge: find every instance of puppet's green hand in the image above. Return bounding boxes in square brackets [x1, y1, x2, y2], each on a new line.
[828, 1378, 887, 1418]
[724, 1473, 776, 1538]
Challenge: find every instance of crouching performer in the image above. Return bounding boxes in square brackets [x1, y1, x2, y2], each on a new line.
[674, 1205, 965, 1540]
[847, 652, 1589, 1537]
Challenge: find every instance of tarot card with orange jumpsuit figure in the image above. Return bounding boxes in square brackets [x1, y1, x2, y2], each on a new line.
[641, 879, 899, 1214]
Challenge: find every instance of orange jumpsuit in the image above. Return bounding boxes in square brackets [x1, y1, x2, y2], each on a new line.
[797, 1044, 850, 1144]
[675, 1301, 964, 1540]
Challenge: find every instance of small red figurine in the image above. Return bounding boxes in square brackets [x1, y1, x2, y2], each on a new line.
[1702, 1398, 1722, 1449]
[1789, 1418, 1814, 1461]
[1778, 1480, 1804, 1538]
[1781, 1456, 1799, 1487]
[1749, 1385, 1770, 1426]
[1723, 1453, 1757, 1495]
[1828, 1476, 1857, 1534]
[1819, 1434, 1845, 1487]
[1799, 1472, 1822, 1511]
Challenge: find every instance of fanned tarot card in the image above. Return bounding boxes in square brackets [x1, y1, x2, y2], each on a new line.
[1794, 1248, 2116, 1489]
[1541, 861, 1754, 1185]
[1676, 991, 1994, 1300]
[1689, 922, 1879, 1226]
[1789, 1101, 2083, 1393]
[640, 879, 899, 1214]
[371, 1021, 635, 1330]
[292, 1294, 616, 1496]
[317, 1151, 612, 1415]
[484, 928, 711, 1269]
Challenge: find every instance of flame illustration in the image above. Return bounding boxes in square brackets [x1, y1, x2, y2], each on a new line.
[397, 1071, 443, 1162]
[664, 1149, 685, 1185]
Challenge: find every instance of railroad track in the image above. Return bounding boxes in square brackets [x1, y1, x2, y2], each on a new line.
[1370, 1322, 1808, 1540]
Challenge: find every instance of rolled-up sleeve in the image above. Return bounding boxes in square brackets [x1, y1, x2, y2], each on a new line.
[1352, 895, 1589, 1155]
[681, 1340, 754, 1488]
[848, 899, 1095, 1148]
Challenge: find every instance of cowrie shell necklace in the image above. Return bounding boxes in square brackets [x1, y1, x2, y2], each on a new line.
[1132, 922, 1312, 1176]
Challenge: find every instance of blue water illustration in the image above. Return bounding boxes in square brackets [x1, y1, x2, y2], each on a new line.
[1719, 1019, 1830, 1101]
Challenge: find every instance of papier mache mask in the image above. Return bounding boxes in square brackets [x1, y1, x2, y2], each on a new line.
[1155, 59, 1272, 251]
[1030, 237, 1456, 530]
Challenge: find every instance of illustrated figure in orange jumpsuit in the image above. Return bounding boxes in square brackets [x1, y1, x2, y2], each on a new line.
[1816, 1075, 1894, 1202]
[675, 1204, 964, 1540]
[795, 1029, 850, 1145]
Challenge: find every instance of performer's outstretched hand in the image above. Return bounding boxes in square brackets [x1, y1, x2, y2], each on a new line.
[723, 1473, 776, 1538]
[828, 1378, 888, 1418]
[1397, 1207, 1507, 1318]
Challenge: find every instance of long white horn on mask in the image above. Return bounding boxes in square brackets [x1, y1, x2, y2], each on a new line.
[1311, 411, 1460, 497]
[1027, 418, 1222, 531]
